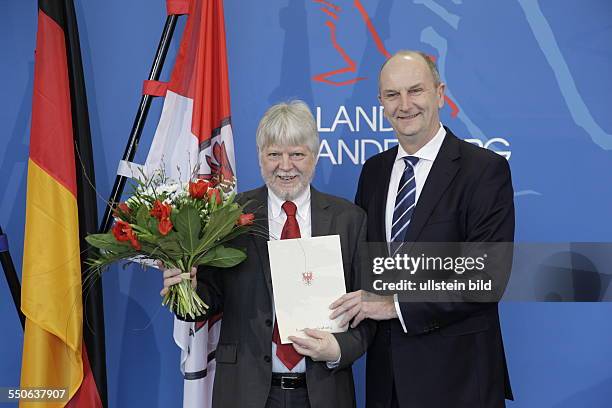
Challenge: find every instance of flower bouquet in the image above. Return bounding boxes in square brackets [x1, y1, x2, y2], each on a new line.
[85, 171, 254, 319]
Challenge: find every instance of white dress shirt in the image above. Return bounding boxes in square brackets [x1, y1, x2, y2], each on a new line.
[268, 187, 310, 373]
[385, 124, 446, 332]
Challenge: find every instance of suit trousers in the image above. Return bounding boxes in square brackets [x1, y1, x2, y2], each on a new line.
[265, 386, 311, 408]
[390, 381, 399, 408]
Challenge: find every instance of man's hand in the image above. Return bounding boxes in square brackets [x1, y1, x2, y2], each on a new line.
[330, 290, 397, 328]
[288, 329, 341, 363]
[159, 262, 197, 296]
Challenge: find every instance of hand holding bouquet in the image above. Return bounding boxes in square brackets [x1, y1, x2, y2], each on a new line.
[86, 172, 253, 319]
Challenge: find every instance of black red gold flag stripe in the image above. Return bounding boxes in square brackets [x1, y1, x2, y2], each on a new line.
[21, 1, 106, 406]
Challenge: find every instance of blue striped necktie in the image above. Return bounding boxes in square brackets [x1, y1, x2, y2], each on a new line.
[391, 156, 419, 242]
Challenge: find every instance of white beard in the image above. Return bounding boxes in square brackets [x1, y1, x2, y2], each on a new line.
[262, 170, 313, 201]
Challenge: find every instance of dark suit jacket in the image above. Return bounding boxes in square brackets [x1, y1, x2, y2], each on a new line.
[195, 186, 376, 408]
[355, 128, 514, 408]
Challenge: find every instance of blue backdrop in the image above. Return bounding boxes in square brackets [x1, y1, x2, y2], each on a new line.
[1, 1, 612, 407]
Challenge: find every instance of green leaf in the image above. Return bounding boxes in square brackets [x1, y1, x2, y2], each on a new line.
[215, 225, 249, 246]
[196, 205, 242, 253]
[158, 234, 184, 258]
[85, 233, 131, 253]
[129, 224, 157, 245]
[173, 205, 201, 253]
[136, 205, 150, 228]
[195, 245, 247, 268]
[147, 217, 160, 236]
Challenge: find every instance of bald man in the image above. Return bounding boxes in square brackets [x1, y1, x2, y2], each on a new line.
[332, 51, 514, 407]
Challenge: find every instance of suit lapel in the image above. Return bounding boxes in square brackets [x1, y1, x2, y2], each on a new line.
[311, 187, 332, 236]
[404, 130, 461, 242]
[247, 187, 275, 301]
[377, 147, 398, 242]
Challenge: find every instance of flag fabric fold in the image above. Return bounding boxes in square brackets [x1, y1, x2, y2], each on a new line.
[144, 0, 235, 185]
[142, 0, 235, 406]
[20, 1, 105, 406]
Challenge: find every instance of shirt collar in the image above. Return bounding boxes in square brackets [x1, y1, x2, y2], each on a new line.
[396, 123, 446, 163]
[267, 186, 311, 220]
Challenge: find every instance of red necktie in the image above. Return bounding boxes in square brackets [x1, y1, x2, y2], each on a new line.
[272, 201, 303, 370]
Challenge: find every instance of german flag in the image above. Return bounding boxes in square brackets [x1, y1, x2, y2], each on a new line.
[20, 1, 106, 407]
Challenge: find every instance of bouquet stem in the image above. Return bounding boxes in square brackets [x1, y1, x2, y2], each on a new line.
[161, 275, 208, 319]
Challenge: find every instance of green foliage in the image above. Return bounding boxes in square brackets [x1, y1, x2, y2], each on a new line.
[195, 245, 247, 267]
[197, 204, 243, 253]
[136, 205, 150, 228]
[174, 205, 201, 253]
[158, 233, 183, 258]
[85, 234, 131, 253]
[85, 174, 251, 319]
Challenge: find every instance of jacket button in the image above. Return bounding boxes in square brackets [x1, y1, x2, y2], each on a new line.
[265, 319, 272, 327]
[264, 355, 271, 363]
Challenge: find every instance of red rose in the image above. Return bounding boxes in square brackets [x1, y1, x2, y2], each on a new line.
[189, 179, 210, 199]
[237, 213, 255, 226]
[207, 188, 222, 205]
[112, 220, 141, 250]
[158, 217, 173, 236]
[128, 233, 141, 250]
[112, 220, 132, 242]
[150, 200, 172, 220]
[113, 202, 131, 218]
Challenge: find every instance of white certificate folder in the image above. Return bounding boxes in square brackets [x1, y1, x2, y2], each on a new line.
[267, 235, 347, 344]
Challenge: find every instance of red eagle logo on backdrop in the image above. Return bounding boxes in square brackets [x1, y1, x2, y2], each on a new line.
[312, 0, 459, 117]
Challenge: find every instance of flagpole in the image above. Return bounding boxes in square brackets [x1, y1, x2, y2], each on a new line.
[99, 15, 180, 233]
[0, 226, 25, 329]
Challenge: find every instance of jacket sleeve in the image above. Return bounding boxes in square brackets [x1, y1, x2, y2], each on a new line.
[354, 159, 369, 209]
[333, 211, 377, 369]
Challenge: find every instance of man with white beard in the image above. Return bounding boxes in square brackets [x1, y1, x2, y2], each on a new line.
[162, 100, 375, 408]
